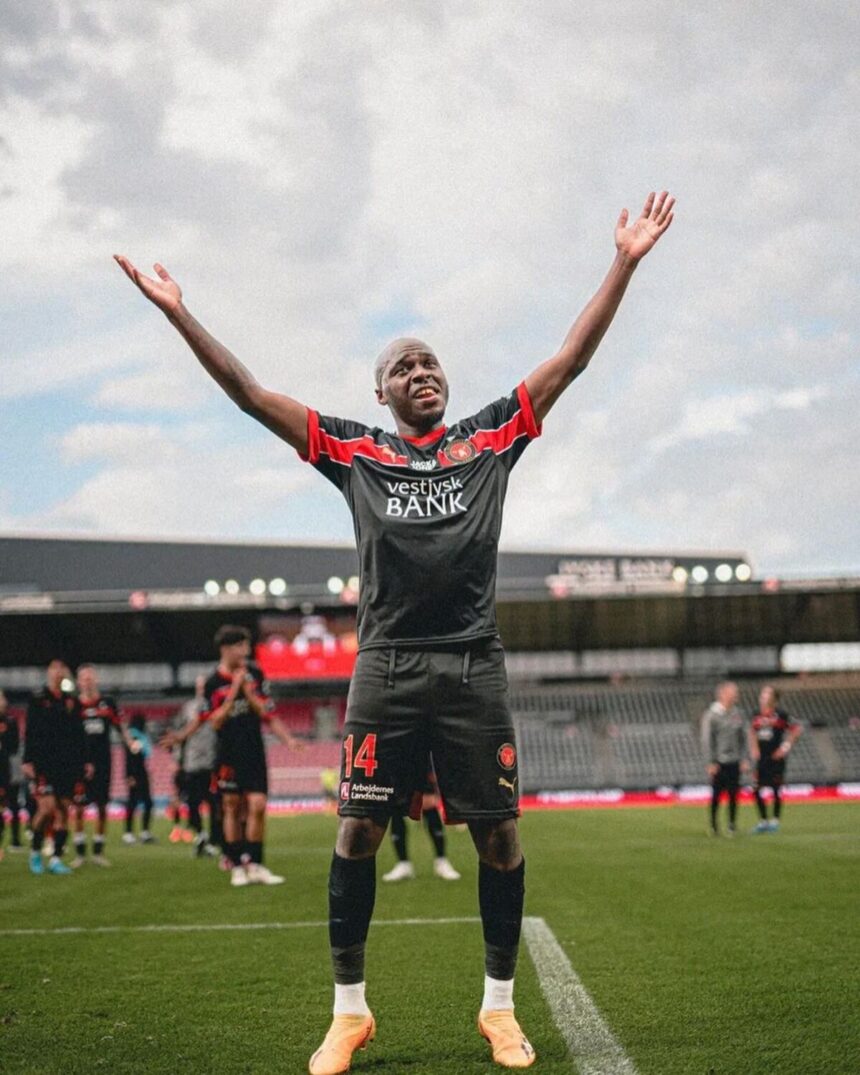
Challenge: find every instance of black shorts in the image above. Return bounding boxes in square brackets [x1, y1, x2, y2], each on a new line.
[215, 760, 268, 796]
[338, 640, 519, 824]
[185, 769, 213, 803]
[85, 762, 112, 805]
[34, 771, 78, 800]
[174, 768, 188, 796]
[756, 758, 786, 788]
[712, 761, 740, 793]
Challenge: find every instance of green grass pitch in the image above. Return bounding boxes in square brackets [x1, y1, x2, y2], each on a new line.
[1, 802, 857, 1074]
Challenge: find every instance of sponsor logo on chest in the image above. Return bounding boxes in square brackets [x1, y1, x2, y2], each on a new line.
[384, 475, 467, 519]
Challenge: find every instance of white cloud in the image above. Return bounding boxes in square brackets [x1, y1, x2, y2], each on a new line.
[0, 1, 858, 573]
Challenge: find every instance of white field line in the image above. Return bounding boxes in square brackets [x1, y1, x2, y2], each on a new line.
[0, 916, 480, 938]
[523, 916, 638, 1075]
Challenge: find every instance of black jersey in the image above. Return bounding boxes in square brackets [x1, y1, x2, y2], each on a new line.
[301, 382, 541, 649]
[79, 696, 122, 766]
[202, 663, 272, 767]
[24, 687, 86, 780]
[751, 707, 798, 760]
[0, 711, 20, 781]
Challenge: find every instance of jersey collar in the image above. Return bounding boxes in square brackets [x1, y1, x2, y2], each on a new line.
[400, 426, 447, 447]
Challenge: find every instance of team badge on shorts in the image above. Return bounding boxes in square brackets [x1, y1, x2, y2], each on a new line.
[442, 439, 477, 465]
[497, 743, 517, 770]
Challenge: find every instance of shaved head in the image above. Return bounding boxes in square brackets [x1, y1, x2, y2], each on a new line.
[374, 337, 437, 389]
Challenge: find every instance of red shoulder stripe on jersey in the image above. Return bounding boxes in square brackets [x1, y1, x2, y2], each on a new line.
[468, 383, 543, 456]
[300, 409, 322, 465]
[319, 431, 409, 468]
[517, 381, 542, 440]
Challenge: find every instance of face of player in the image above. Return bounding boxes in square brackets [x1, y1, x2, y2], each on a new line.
[46, 660, 67, 692]
[759, 686, 776, 712]
[376, 350, 449, 433]
[220, 639, 251, 672]
[77, 666, 99, 698]
[718, 682, 739, 708]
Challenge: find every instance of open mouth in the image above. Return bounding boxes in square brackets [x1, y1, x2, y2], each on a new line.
[413, 386, 439, 401]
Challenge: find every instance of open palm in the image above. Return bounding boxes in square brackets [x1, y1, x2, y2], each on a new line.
[615, 191, 675, 262]
[114, 255, 182, 314]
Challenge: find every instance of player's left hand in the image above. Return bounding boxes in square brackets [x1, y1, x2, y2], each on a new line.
[615, 191, 675, 262]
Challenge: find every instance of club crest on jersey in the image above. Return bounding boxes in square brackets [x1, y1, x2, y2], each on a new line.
[340, 781, 351, 801]
[442, 439, 476, 465]
[497, 743, 517, 770]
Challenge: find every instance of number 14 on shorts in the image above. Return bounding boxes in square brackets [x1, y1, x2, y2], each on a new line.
[343, 733, 379, 778]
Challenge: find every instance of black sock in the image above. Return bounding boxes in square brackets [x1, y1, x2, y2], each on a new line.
[224, 841, 242, 866]
[74, 833, 87, 855]
[773, 788, 782, 819]
[479, 859, 525, 980]
[248, 840, 263, 864]
[389, 813, 408, 863]
[329, 853, 376, 984]
[754, 789, 767, 820]
[94, 836, 105, 855]
[54, 829, 68, 858]
[424, 807, 446, 858]
[32, 830, 44, 852]
[710, 789, 720, 831]
[728, 793, 737, 828]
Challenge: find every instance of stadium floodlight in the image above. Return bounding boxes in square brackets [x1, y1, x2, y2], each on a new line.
[249, 578, 267, 596]
[204, 579, 220, 596]
[735, 563, 752, 581]
[715, 563, 733, 582]
[327, 576, 345, 595]
[268, 577, 287, 596]
[348, 576, 360, 591]
[224, 579, 240, 595]
[671, 566, 688, 583]
[691, 565, 709, 583]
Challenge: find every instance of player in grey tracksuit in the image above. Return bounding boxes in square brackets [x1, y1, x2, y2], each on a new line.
[701, 681, 747, 836]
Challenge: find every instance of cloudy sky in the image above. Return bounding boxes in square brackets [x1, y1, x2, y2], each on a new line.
[1, 1, 857, 575]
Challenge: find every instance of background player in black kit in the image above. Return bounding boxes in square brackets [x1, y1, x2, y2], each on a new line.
[71, 665, 127, 868]
[116, 188, 675, 1071]
[22, 660, 88, 876]
[749, 685, 802, 833]
[165, 625, 300, 887]
[0, 690, 20, 862]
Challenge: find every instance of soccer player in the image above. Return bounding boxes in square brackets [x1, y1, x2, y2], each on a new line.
[116, 188, 675, 1071]
[0, 690, 21, 861]
[749, 685, 802, 833]
[22, 660, 87, 875]
[181, 675, 221, 857]
[701, 681, 747, 837]
[164, 625, 300, 886]
[71, 665, 126, 867]
[123, 712, 156, 843]
[383, 765, 461, 882]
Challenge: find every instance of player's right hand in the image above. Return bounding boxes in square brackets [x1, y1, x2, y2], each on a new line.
[114, 256, 182, 315]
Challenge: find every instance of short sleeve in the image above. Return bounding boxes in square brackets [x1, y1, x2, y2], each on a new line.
[457, 382, 542, 472]
[297, 411, 374, 493]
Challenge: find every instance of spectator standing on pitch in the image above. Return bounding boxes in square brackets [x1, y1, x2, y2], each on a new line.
[180, 675, 221, 857]
[123, 713, 156, 844]
[116, 187, 674, 1072]
[22, 660, 87, 875]
[701, 681, 747, 837]
[71, 665, 127, 868]
[164, 625, 301, 887]
[749, 685, 802, 833]
[0, 690, 21, 861]
[383, 765, 460, 883]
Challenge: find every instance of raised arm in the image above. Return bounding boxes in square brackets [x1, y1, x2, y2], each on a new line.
[113, 257, 308, 453]
[525, 191, 675, 424]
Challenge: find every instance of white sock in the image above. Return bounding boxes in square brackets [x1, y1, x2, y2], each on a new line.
[482, 975, 515, 1011]
[333, 982, 370, 1017]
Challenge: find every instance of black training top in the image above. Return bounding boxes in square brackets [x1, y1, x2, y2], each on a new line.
[202, 663, 272, 766]
[24, 687, 85, 778]
[300, 382, 541, 650]
[751, 707, 798, 760]
[79, 696, 122, 767]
